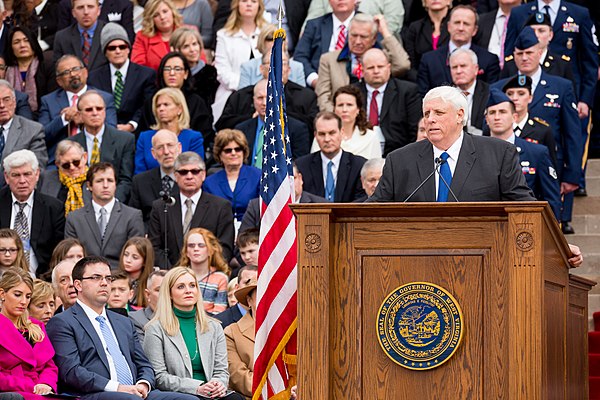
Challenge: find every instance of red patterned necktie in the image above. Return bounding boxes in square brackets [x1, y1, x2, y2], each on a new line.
[369, 90, 379, 126]
[353, 61, 363, 79]
[335, 24, 346, 50]
[82, 30, 90, 66]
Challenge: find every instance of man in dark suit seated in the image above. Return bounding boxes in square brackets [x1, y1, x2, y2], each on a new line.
[64, 162, 144, 269]
[69, 91, 135, 202]
[294, 0, 356, 89]
[369, 85, 536, 202]
[129, 270, 166, 342]
[88, 23, 156, 134]
[235, 79, 310, 167]
[148, 152, 234, 269]
[46, 255, 198, 400]
[295, 111, 367, 203]
[129, 129, 181, 227]
[417, 5, 500, 96]
[216, 51, 318, 133]
[0, 150, 65, 278]
[39, 55, 117, 167]
[215, 265, 257, 329]
[449, 48, 489, 134]
[355, 48, 421, 156]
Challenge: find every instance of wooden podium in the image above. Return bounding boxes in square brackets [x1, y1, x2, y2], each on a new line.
[291, 202, 595, 399]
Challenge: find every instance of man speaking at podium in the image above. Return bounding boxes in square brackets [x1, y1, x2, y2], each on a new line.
[369, 85, 536, 203]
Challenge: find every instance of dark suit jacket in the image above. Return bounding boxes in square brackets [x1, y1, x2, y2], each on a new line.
[15, 91, 33, 120]
[57, 0, 134, 42]
[88, 62, 157, 127]
[215, 304, 243, 330]
[295, 151, 367, 203]
[64, 200, 145, 269]
[472, 10, 496, 50]
[129, 306, 153, 342]
[39, 86, 117, 166]
[369, 133, 536, 202]
[0, 22, 8, 56]
[0, 188, 65, 278]
[216, 81, 318, 132]
[235, 116, 310, 160]
[470, 80, 490, 130]
[239, 191, 326, 233]
[53, 21, 108, 72]
[33, 0, 61, 50]
[148, 189, 235, 269]
[294, 13, 334, 81]
[417, 43, 500, 96]
[356, 78, 422, 155]
[69, 125, 135, 202]
[401, 16, 450, 81]
[129, 167, 178, 227]
[46, 303, 155, 395]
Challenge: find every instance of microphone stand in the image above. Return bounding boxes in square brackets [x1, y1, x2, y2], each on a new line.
[162, 200, 169, 269]
[404, 157, 443, 202]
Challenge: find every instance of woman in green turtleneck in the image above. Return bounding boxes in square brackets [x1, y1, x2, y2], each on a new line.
[143, 267, 244, 399]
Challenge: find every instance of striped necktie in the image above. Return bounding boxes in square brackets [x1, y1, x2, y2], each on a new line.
[14, 202, 30, 262]
[82, 30, 91, 66]
[335, 24, 346, 50]
[95, 315, 134, 385]
[114, 70, 124, 109]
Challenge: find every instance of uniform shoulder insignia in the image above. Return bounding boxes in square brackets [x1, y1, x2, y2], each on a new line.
[505, 55, 514, 62]
[561, 55, 571, 61]
[533, 117, 550, 126]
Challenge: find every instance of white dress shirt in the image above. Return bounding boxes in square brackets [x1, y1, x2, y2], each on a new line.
[537, 0, 559, 25]
[488, 9, 508, 58]
[320, 150, 343, 188]
[179, 190, 202, 227]
[92, 197, 116, 227]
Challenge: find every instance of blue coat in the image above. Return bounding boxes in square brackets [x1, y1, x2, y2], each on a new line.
[202, 164, 261, 221]
[504, 1, 598, 106]
[294, 13, 334, 81]
[38, 87, 117, 166]
[238, 57, 306, 89]
[515, 137, 561, 220]
[135, 129, 205, 175]
[492, 71, 582, 184]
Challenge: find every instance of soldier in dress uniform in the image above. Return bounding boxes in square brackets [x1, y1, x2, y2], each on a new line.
[501, 12, 575, 85]
[486, 88, 561, 220]
[493, 27, 582, 233]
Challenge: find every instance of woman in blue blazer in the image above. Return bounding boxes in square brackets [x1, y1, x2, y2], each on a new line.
[202, 129, 260, 223]
[135, 87, 205, 174]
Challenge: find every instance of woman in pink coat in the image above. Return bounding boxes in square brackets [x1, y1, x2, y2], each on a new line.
[0, 268, 59, 399]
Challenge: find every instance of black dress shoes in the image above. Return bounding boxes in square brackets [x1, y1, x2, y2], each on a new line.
[562, 222, 575, 235]
[574, 188, 588, 197]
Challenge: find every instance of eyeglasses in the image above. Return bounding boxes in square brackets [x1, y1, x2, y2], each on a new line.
[163, 66, 185, 73]
[187, 243, 207, 249]
[222, 146, 243, 154]
[0, 248, 18, 254]
[59, 157, 83, 170]
[81, 106, 105, 113]
[106, 44, 128, 51]
[57, 66, 85, 77]
[80, 274, 116, 283]
[175, 168, 203, 176]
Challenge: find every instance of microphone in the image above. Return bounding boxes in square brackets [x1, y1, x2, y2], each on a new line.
[404, 157, 444, 202]
[159, 191, 176, 206]
[436, 157, 459, 202]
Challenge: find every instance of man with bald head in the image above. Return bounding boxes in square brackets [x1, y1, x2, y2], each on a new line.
[235, 79, 310, 168]
[355, 48, 420, 156]
[129, 129, 181, 226]
[52, 259, 78, 314]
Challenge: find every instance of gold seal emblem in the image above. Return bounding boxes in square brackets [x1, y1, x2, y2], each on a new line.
[377, 282, 463, 370]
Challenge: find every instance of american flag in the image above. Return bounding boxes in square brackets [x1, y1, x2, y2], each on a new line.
[253, 28, 298, 399]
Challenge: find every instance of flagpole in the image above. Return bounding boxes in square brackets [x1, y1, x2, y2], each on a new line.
[277, 0, 284, 30]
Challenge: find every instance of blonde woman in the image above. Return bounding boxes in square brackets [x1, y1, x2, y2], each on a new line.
[143, 267, 243, 399]
[0, 269, 58, 397]
[212, 0, 267, 120]
[28, 279, 56, 324]
[132, 0, 184, 70]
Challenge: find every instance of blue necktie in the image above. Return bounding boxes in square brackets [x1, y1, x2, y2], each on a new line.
[325, 160, 335, 202]
[95, 315, 134, 385]
[437, 152, 453, 202]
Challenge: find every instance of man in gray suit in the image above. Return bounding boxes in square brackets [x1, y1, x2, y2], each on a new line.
[69, 91, 135, 202]
[370, 85, 536, 202]
[65, 162, 144, 269]
[0, 80, 47, 186]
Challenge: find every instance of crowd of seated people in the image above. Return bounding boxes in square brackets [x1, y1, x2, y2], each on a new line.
[0, 0, 596, 397]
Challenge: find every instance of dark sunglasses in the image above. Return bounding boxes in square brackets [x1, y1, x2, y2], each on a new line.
[60, 158, 82, 170]
[175, 168, 203, 176]
[106, 44, 128, 51]
[222, 146, 243, 154]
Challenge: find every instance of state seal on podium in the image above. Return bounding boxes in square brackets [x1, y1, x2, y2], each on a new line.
[376, 282, 464, 370]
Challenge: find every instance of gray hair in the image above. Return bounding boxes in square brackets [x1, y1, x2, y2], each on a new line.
[423, 86, 468, 127]
[55, 140, 85, 162]
[3, 149, 39, 173]
[51, 259, 76, 289]
[174, 151, 206, 170]
[0, 79, 15, 96]
[350, 13, 378, 36]
[449, 48, 478, 66]
[55, 55, 84, 75]
[360, 158, 385, 179]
